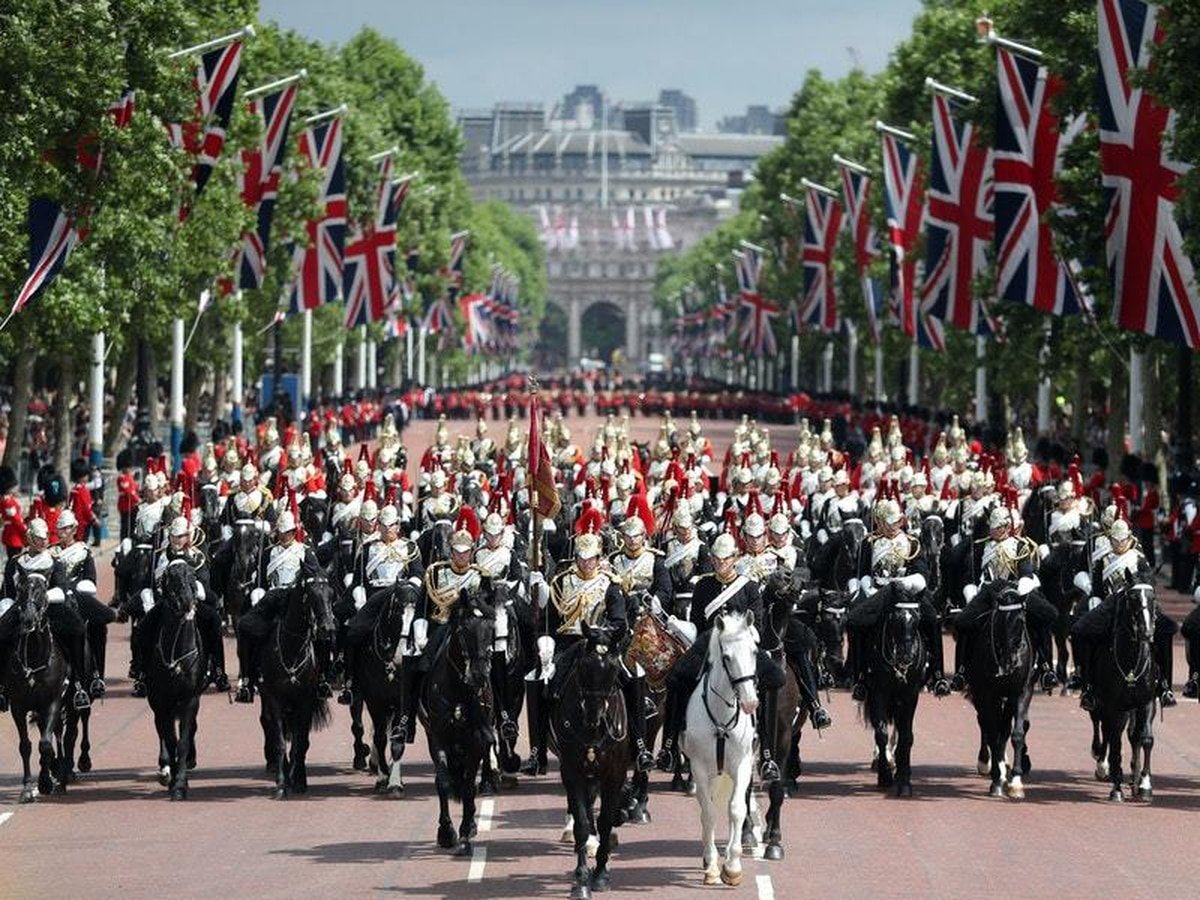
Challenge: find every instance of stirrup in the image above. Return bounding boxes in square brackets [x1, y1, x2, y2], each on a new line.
[234, 680, 255, 704]
[635, 740, 654, 773]
[1161, 687, 1178, 708]
[73, 686, 91, 710]
[132, 679, 147, 698]
[809, 705, 832, 729]
[655, 741, 676, 772]
[1038, 669, 1058, 693]
[949, 671, 966, 693]
[759, 756, 781, 783]
[500, 716, 519, 743]
[1079, 689, 1097, 712]
[519, 751, 542, 776]
[337, 687, 354, 706]
[316, 680, 333, 699]
[850, 681, 867, 702]
[212, 672, 230, 692]
[89, 676, 107, 699]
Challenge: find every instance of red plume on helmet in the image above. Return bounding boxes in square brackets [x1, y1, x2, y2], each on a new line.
[940, 474, 955, 501]
[723, 507, 739, 538]
[1067, 462, 1083, 498]
[362, 477, 378, 503]
[686, 452, 697, 471]
[746, 489, 763, 518]
[273, 467, 288, 498]
[343, 457, 355, 479]
[626, 492, 656, 536]
[850, 461, 862, 492]
[575, 505, 605, 536]
[921, 458, 932, 490]
[455, 505, 481, 541]
[769, 450, 780, 470]
[358, 442, 371, 464]
[288, 485, 306, 544]
[771, 490, 787, 517]
[385, 480, 399, 507]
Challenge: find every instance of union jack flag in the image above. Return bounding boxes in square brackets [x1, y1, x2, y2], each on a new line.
[236, 84, 298, 290]
[734, 244, 780, 357]
[11, 89, 134, 318]
[422, 297, 453, 334]
[1099, 0, 1199, 346]
[168, 40, 244, 219]
[994, 46, 1089, 316]
[288, 115, 347, 313]
[443, 230, 469, 302]
[387, 175, 413, 306]
[343, 155, 397, 328]
[836, 158, 885, 343]
[800, 182, 843, 333]
[879, 127, 924, 339]
[922, 91, 997, 336]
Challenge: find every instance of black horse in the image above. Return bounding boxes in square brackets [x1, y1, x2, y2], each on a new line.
[352, 581, 421, 796]
[480, 581, 527, 792]
[1038, 539, 1090, 686]
[198, 482, 223, 548]
[416, 519, 453, 569]
[143, 561, 207, 800]
[299, 494, 330, 548]
[115, 541, 156, 693]
[808, 519, 867, 592]
[962, 582, 1035, 799]
[258, 575, 336, 799]
[223, 521, 266, 630]
[853, 585, 927, 796]
[1089, 583, 1159, 802]
[551, 622, 630, 900]
[420, 591, 496, 856]
[919, 515, 946, 613]
[5, 575, 69, 802]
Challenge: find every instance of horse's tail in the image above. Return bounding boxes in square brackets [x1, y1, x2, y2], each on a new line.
[310, 696, 332, 733]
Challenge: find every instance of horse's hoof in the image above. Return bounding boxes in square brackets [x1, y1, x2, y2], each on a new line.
[478, 779, 495, 796]
[1108, 788, 1124, 803]
[976, 759, 990, 777]
[19, 788, 36, 804]
[78, 755, 92, 774]
[1020, 753, 1031, 776]
[988, 782, 1004, 798]
[157, 768, 171, 788]
[764, 843, 784, 861]
[631, 805, 650, 825]
[561, 827, 575, 844]
[292, 782, 308, 795]
[437, 825, 457, 849]
[896, 783, 913, 798]
[590, 869, 611, 892]
[170, 787, 187, 802]
[352, 753, 369, 772]
[388, 784, 404, 798]
[1004, 780, 1025, 800]
[1094, 762, 1110, 781]
[272, 788, 287, 801]
[570, 882, 592, 900]
[374, 778, 388, 793]
[187, 758, 197, 771]
[1138, 787, 1153, 803]
[720, 866, 743, 887]
[684, 780, 696, 797]
[454, 840, 472, 858]
[608, 832, 618, 851]
[703, 867, 721, 886]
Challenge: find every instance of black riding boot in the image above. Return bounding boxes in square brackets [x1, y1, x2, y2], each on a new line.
[396, 666, 421, 744]
[314, 637, 333, 699]
[87, 622, 108, 697]
[656, 685, 687, 771]
[204, 618, 229, 691]
[338, 644, 358, 705]
[625, 674, 654, 773]
[520, 677, 547, 775]
[1156, 633, 1177, 707]
[1078, 639, 1097, 711]
[757, 686, 781, 783]
[234, 633, 259, 703]
[65, 632, 90, 710]
[1185, 637, 1199, 698]
[950, 628, 968, 692]
[923, 621, 951, 696]
[790, 652, 831, 729]
[493, 650, 518, 743]
[848, 631, 868, 701]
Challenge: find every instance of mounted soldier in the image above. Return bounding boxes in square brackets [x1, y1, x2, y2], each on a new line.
[53, 509, 115, 699]
[662, 506, 711, 618]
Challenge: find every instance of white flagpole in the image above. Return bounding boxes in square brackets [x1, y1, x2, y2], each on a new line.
[908, 344, 920, 406]
[167, 24, 255, 59]
[89, 333, 105, 466]
[1130, 348, 1146, 453]
[231, 306, 244, 425]
[367, 338, 377, 390]
[333, 340, 344, 398]
[418, 327, 428, 385]
[790, 334, 799, 390]
[974, 336, 988, 424]
[171, 317, 185, 466]
[874, 342, 885, 401]
[822, 342, 834, 392]
[406, 324, 414, 381]
[357, 325, 368, 390]
[301, 308, 313, 411]
[846, 321, 858, 396]
[1037, 320, 1052, 435]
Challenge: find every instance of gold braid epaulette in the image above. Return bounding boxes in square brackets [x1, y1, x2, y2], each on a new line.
[423, 561, 480, 624]
[550, 565, 612, 634]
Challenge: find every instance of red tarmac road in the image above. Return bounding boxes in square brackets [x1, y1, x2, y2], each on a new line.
[1, 414, 1198, 900]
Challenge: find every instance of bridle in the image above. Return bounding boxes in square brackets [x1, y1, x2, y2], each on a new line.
[157, 566, 201, 676]
[880, 601, 925, 680]
[986, 589, 1029, 679]
[15, 574, 53, 682]
[1112, 584, 1155, 687]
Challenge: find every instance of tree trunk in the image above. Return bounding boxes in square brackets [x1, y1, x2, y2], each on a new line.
[2, 344, 38, 471]
[1144, 346, 1162, 461]
[146, 344, 160, 439]
[53, 354, 77, 476]
[1071, 345, 1091, 447]
[104, 342, 137, 457]
[184, 359, 204, 433]
[1105, 366, 1128, 480]
[212, 354, 227, 430]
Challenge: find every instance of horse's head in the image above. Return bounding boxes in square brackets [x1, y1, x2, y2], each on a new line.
[577, 621, 624, 735]
[921, 515, 944, 556]
[882, 595, 925, 674]
[199, 484, 221, 523]
[160, 561, 198, 618]
[841, 518, 867, 563]
[300, 495, 328, 541]
[302, 575, 337, 635]
[127, 543, 155, 593]
[712, 610, 759, 715]
[990, 585, 1030, 672]
[232, 522, 262, 577]
[451, 594, 495, 697]
[815, 590, 850, 654]
[17, 574, 50, 635]
[1116, 582, 1157, 644]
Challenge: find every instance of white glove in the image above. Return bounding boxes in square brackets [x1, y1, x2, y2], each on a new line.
[536, 634, 556, 668]
[1016, 576, 1038, 597]
[0, 597, 12, 617]
[950, 533, 961, 547]
[413, 617, 430, 651]
[321, 531, 333, 545]
[848, 577, 860, 595]
[221, 525, 232, 542]
[195, 583, 206, 602]
[1073, 572, 1092, 595]
[817, 528, 828, 545]
[75, 579, 97, 596]
[343, 572, 354, 588]
[257, 520, 269, 533]
[139, 587, 155, 612]
[963, 584, 978, 603]
[120, 537, 132, 556]
[899, 573, 927, 594]
[650, 594, 663, 616]
[799, 520, 812, 539]
[1088, 596, 1101, 611]
[1037, 544, 1050, 561]
[1192, 586, 1200, 604]
[667, 616, 698, 646]
[353, 585, 367, 610]
[860, 575, 873, 593]
[250, 587, 266, 607]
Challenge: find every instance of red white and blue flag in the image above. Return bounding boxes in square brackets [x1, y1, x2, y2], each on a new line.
[1099, 0, 1199, 346]
[836, 157, 885, 343]
[423, 230, 469, 334]
[387, 175, 414, 307]
[10, 89, 135, 318]
[994, 46, 1090, 316]
[799, 181, 843, 333]
[288, 115, 347, 313]
[343, 154, 398, 328]
[922, 91, 997, 337]
[879, 127, 924, 339]
[236, 84, 298, 290]
[168, 40, 244, 219]
[734, 244, 780, 356]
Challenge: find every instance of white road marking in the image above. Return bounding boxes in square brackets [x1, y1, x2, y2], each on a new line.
[478, 798, 494, 832]
[0, 812, 12, 829]
[467, 845, 488, 882]
[756, 873, 775, 900]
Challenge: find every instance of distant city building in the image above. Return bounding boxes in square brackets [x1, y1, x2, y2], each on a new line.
[717, 104, 787, 136]
[658, 89, 698, 132]
[457, 92, 782, 367]
[560, 84, 604, 129]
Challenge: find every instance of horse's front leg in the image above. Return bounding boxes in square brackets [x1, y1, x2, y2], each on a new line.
[41, 702, 63, 795]
[371, 708, 390, 793]
[60, 707, 78, 785]
[173, 697, 200, 801]
[386, 714, 405, 796]
[894, 695, 916, 797]
[591, 781, 622, 891]
[1090, 710, 1107, 780]
[290, 710, 313, 794]
[154, 709, 176, 788]
[77, 707, 92, 773]
[720, 757, 750, 887]
[432, 747, 456, 849]
[270, 710, 289, 800]
[351, 696, 369, 771]
[1006, 689, 1033, 799]
[1103, 713, 1126, 802]
[1135, 703, 1155, 801]
[14, 707, 35, 803]
[567, 780, 592, 899]
[871, 697, 892, 788]
[456, 753, 480, 856]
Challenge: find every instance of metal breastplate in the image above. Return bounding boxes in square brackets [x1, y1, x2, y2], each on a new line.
[135, 502, 164, 539]
[737, 552, 777, 582]
[56, 542, 89, 580]
[366, 540, 411, 586]
[428, 565, 481, 623]
[666, 540, 699, 581]
[475, 545, 511, 579]
[613, 551, 655, 592]
[17, 551, 54, 584]
[267, 544, 304, 588]
[555, 572, 611, 635]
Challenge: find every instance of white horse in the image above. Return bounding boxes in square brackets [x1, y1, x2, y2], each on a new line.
[680, 610, 760, 887]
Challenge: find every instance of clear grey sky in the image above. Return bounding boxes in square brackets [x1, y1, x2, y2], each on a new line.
[257, 0, 923, 128]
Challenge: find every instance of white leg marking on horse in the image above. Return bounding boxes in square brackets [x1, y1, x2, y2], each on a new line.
[756, 874, 776, 900]
[0, 812, 12, 828]
[467, 845, 487, 882]
[478, 798, 494, 832]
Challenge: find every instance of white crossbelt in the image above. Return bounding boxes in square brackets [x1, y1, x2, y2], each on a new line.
[704, 575, 749, 622]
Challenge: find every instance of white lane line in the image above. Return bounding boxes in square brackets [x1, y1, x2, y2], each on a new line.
[467, 845, 488, 882]
[478, 798, 494, 832]
[0, 812, 12, 829]
[756, 873, 775, 900]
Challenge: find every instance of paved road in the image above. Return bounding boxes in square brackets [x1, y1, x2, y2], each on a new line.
[1, 414, 1198, 900]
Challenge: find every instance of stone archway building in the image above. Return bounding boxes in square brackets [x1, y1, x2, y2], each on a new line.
[459, 103, 782, 366]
